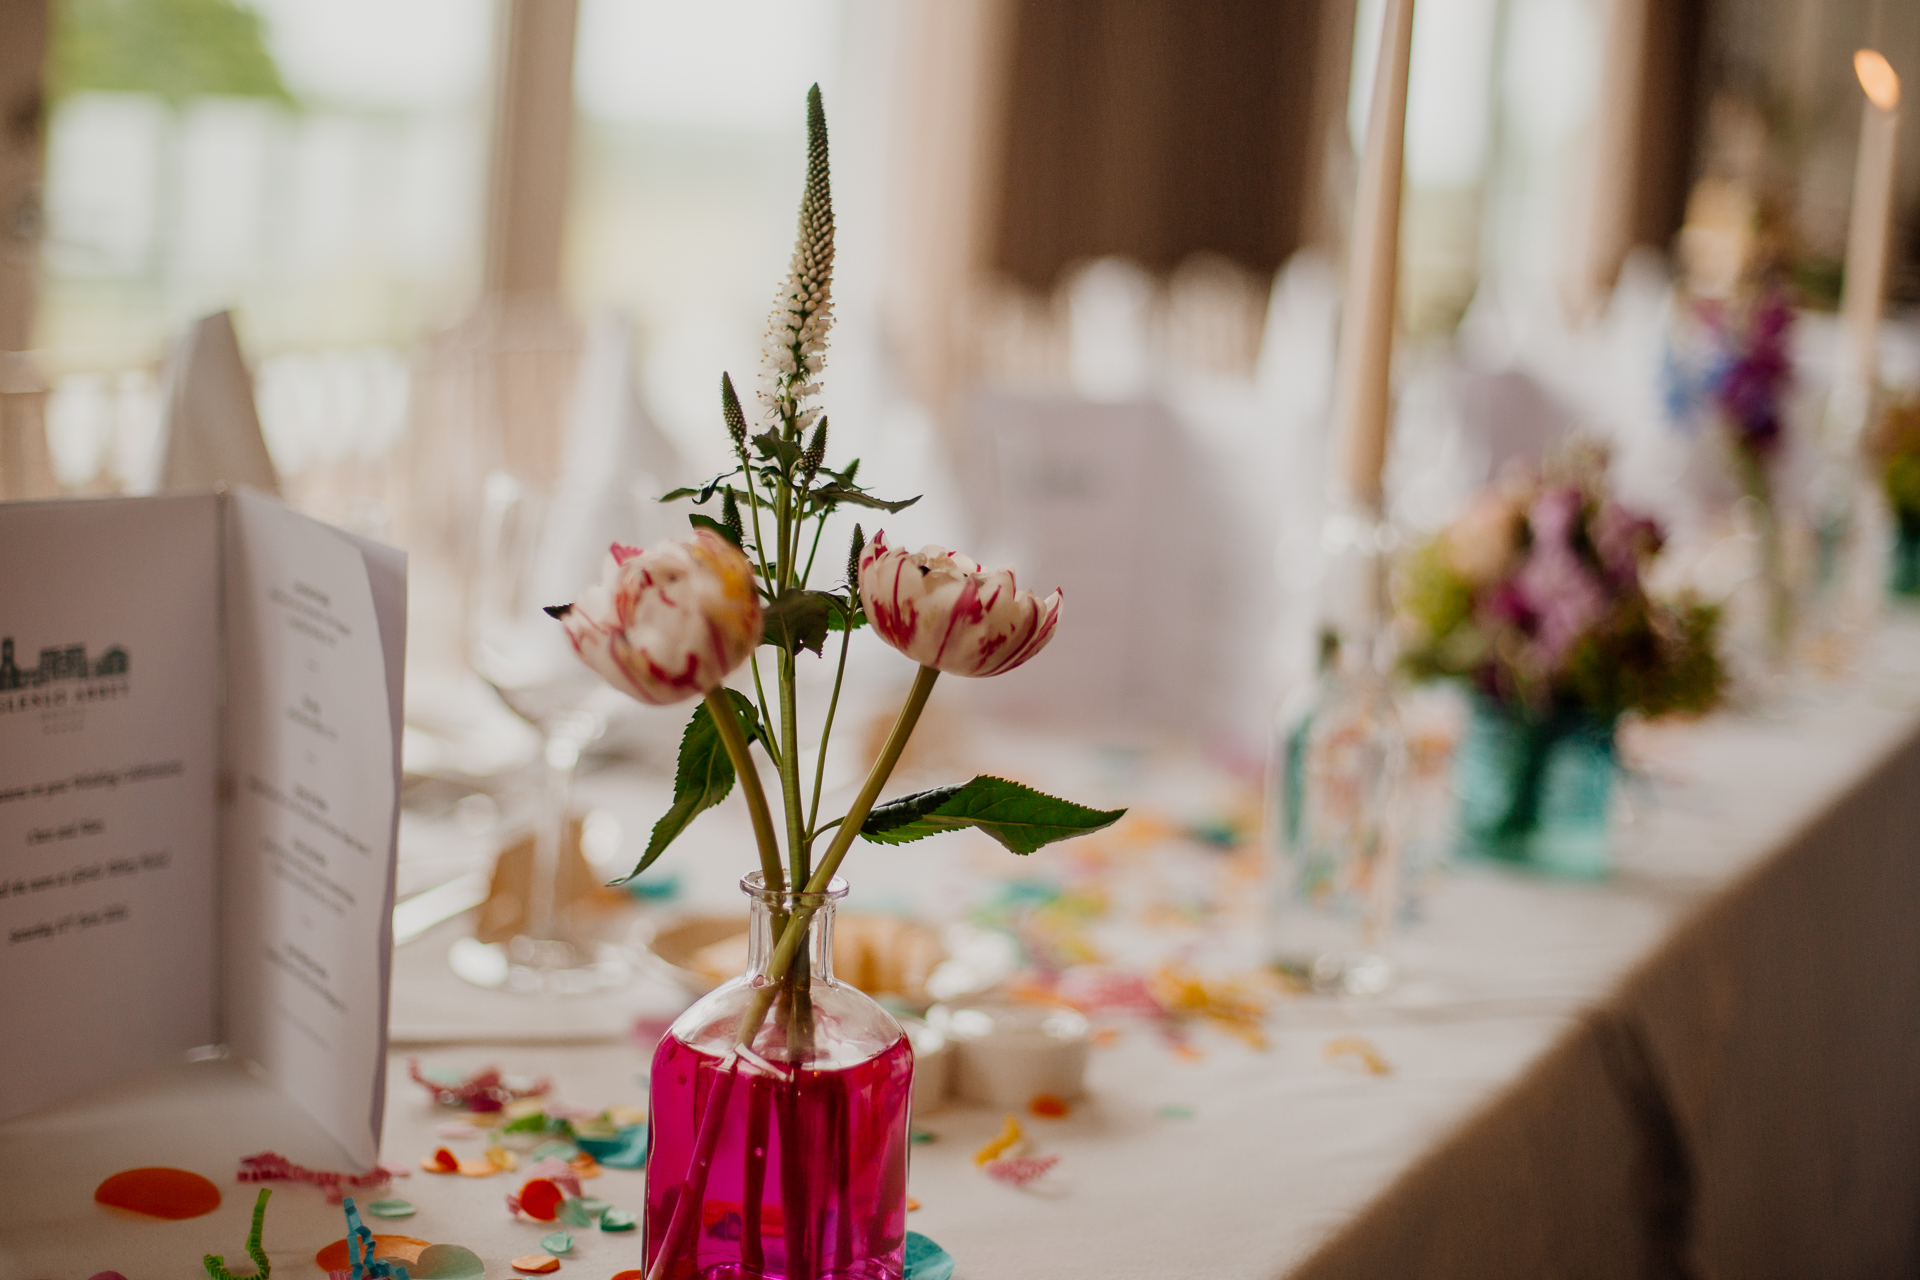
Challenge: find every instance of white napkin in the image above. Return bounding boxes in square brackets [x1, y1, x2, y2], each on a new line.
[152, 311, 280, 494]
[530, 311, 683, 602]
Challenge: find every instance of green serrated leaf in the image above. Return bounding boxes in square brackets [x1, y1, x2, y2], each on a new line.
[807, 484, 921, 514]
[661, 469, 741, 506]
[858, 776, 1126, 855]
[825, 601, 867, 632]
[689, 512, 742, 546]
[618, 691, 761, 883]
[762, 590, 835, 657]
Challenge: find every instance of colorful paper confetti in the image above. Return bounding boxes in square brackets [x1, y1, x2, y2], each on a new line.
[408, 1059, 551, 1113]
[1323, 1034, 1391, 1076]
[904, 1231, 956, 1280]
[540, 1232, 574, 1255]
[366, 1200, 416, 1219]
[1028, 1094, 1070, 1118]
[600, 1209, 637, 1232]
[510, 1255, 560, 1274]
[202, 1188, 272, 1280]
[95, 1167, 222, 1220]
[237, 1152, 400, 1204]
[984, 1155, 1060, 1187]
[972, 1115, 1023, 1166]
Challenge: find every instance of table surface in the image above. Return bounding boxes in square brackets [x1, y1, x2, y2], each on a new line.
[7, 620, 1920, 1280]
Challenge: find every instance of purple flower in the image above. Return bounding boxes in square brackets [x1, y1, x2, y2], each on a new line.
[1591, 500, 1663, 592]
[1710, 288, 1793, 459]
[1506, 487, 1610, 672]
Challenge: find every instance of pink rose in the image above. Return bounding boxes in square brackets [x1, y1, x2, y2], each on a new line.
[857, 531, 1061, 677]
[550, 530, 762, 705]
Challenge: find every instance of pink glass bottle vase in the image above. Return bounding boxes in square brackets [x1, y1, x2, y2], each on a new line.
[646, 874, 913, 1280]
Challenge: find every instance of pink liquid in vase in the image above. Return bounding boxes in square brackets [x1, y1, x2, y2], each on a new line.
[644, 876, 914, 1280]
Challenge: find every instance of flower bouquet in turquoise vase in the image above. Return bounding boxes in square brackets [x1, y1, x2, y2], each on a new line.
[544, 87, 1122, 1280]
[1396, 455, 1724, 877]
[1874, 398, 1920, 598]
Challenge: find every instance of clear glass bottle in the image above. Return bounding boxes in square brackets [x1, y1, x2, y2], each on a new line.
[645, 875, 913, 1280]
[1267, 518, 1407, 996]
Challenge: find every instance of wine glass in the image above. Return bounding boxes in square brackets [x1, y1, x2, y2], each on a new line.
[450, 471, 634, 994]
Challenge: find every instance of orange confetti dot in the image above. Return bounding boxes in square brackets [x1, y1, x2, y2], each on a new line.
[314, 1235, 430, 1271]
[907, 1197, 921, 1212]
[1090, 1027, 1123, 1047]
[456, 1158, 498, 1177]
[611, 1272, 646, 1280]
[94, 1167, 222, 1220]
[421, 1147, 460, 1173]
[512, 1255, 561, 1274]
[569, 1152, 602, 1178]
[1028, 1094, 1070, 1118]
[518, 1177, 564, 1221]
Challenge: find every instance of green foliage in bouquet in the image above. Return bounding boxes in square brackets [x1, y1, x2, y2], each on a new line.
[1397, 459, 1724, 723]
[1875, 398, 1920, 531]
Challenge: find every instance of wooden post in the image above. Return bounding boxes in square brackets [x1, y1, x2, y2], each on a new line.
[483, 0, 579, 301]
[0, 0, 47, 355]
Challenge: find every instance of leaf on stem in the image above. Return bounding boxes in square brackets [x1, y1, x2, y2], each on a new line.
[661, 470, 740, 505]
[806, 484, 922, 514]
[752, 431, 805, 469]
[859, 776, 1126, 855]
[689, 512, 743, 547]
[620, 691, 764, 883]
[761, 589, 836, 657]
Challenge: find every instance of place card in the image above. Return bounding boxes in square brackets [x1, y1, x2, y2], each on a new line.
[0, 489, 404, 1168]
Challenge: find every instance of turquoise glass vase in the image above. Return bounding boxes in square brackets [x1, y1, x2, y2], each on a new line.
[1891, 515, 1920, 598]
[1453, 693, 1616, 878]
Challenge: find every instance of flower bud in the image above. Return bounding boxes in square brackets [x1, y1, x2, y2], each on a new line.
[857, 530, 1060, 677]
[549, 530, 762, 705]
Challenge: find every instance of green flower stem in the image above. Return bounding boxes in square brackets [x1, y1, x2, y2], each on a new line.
[805, 612, 854, 841]
[734, 664, 940, 1050]
[778, 649, 808, 885]
[747, 653, 779, 768]
[704, 687, 784, 896]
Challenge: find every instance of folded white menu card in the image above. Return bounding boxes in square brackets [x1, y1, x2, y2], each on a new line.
[0, 488, 404, 1169]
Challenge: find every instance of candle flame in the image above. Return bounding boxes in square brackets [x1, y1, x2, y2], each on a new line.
[1855, 49, 1900, 111]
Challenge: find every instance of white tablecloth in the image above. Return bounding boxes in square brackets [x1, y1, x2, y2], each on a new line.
[7, 622, 1920, 1280]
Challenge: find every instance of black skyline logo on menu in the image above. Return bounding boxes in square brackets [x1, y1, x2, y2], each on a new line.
[0, 637, 130, 690]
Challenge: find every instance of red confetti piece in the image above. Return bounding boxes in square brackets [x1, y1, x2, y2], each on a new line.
[407, 1058, 551, 1113]
[237, 1151, 400, 1204]
[421, 1148, 460, 1173]
[1028, 1094, 1070, 1118]
[985, 1155, 1060, 1187]
[94, 1167, 222, 1220]
[517, 1178, 564, 1221]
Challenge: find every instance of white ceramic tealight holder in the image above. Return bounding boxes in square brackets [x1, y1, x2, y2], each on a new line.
[928, 999, 1091, 1107]
[899, 1015, 952, 1116]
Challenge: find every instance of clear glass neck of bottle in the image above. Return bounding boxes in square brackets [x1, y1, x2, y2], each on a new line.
[742, 873, 844, 984]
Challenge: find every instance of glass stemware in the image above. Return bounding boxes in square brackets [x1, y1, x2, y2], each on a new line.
[451, 471, 634, 994]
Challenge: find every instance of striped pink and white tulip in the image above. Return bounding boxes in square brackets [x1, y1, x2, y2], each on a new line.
[549, 530, 762, 705]
[857, 530, 1061, 677]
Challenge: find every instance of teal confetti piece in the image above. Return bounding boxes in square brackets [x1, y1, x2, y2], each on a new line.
[601, 1209, 637, 1232]
[1156, 1104, 1195, 1120]
[529, 1140, 578, 1163]
[556, 1197, 593, 1228]
[540, 1232, 574, 1255]
[406, 1245, 485, 1280]
[904, 1231, 955, 1280]
[579, 1197, 610, 1218]
[576, 1122, 649, 1169]
[366, 1199, 416, 1219]
[910, 1129, 935, 1145]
